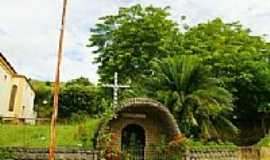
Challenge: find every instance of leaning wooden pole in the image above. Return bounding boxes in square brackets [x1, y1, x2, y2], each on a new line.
[49, 0, 68, 160]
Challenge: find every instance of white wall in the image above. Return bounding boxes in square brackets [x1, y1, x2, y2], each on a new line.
[21, 81, 36, 118]
[0, 66, 12, 117]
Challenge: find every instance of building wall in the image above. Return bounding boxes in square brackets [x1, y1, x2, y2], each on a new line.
[11, 77, 36, 123]
[17, 78, 36, 123]
[0, 61, 13, 117]
[0, 56, 36, 123]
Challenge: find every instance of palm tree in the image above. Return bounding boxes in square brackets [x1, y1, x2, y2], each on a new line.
[145, 55, 238, 140]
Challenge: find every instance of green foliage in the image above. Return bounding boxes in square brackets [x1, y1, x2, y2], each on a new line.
[65, 77, 94, 86]
[69, 111, 90, 123]
[145, 55, 238, 140]
[257, 135, 270, 147]
[74, 119, 101, 148]
[0, 119, 100, 148]
[32, 77, 112, 120]
[97, 132, 113, 160]
[94, 107, 120, 159]
[89, 6, 270, 142]
[59, 77, 108, 119]
[59, 84, 97, 118]
[0, 149, 15, 160]
[154, 135, 168, 153]
[181, 18, 270, 121]
[30, 80, 52, 117]
[88, 4, 182, 84]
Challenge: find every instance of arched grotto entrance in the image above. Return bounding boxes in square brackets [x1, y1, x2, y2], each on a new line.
[97, 98, 182, 159]
[121, 124, 145, 159]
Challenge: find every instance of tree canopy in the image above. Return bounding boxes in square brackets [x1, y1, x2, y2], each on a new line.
[181, 18, 270, 121]
[88, 4, 182, 83]
[88, 4, 270, 142]
[31, 80, 52, 117]
[59, 77, 106, 119]
[31, 78, 109, 120]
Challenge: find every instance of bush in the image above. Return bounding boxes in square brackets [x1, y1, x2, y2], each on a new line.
[0, 149, 15, 160]
[74, 119, 101, 148]
[257, 135, 270, 147]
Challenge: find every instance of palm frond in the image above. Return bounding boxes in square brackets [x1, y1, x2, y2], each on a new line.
[145, 55, 236, 140]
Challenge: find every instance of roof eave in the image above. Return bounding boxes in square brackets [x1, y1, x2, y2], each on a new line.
[0, 52, 17, 74]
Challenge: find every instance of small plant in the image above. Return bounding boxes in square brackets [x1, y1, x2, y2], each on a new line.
[74, 118, 101, 148]
[98, 132, 120, 160]
[70, 111, 89, 123]
[0, 149, 15, 160]
[74, 122, 90, 148]
[257, 135, 270, 147]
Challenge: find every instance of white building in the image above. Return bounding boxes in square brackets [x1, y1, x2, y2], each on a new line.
[0, 52, 36, 123]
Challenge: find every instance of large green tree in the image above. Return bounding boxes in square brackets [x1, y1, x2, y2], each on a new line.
[145, 55, 237, 140]
[88, 4, 182, 83]
[181, 18, 270, 122]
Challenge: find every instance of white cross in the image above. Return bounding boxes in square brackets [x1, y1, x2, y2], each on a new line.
[102, 72, 130, 109]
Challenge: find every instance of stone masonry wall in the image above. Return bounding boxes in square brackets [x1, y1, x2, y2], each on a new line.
[1, 146, 270, 160]
[182, 147, 263, 160]
[0, 147, 99, 160]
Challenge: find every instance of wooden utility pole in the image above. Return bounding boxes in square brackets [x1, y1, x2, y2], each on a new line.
[49, 0, 68, 159]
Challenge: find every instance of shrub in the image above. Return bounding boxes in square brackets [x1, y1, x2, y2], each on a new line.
[0, 149, 15, 160]
[257, 135, 270, 147]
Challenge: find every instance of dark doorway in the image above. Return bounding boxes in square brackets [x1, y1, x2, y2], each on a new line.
[121, 124, 145, 160]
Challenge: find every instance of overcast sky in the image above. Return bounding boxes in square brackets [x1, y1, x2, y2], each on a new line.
[0, 0, 269, 83]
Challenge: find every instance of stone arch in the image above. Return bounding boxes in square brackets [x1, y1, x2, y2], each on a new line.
[108, 98, 179, 147]
[120, 122, 146, 136]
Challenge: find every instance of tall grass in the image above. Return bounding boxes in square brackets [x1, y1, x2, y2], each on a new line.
[257, 135, 270, 147]
[0, 118, 100, 149]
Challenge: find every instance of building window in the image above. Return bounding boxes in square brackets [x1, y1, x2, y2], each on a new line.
[9, 85, 18, 112]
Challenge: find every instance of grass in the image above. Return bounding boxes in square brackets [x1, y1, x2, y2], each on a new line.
[0, 118, 100, 149]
